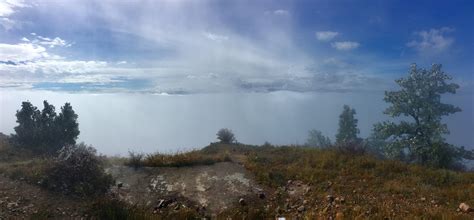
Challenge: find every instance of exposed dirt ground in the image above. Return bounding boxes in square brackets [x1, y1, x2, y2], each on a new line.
[0, 175, 87, 218]
[106, 161, 268, 214]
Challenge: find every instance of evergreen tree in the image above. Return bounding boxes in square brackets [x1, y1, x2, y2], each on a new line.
[14, 101, 40, 147]
[335, 105, 359, 144]
[57, 103, 80, 147]
[374, 64, 462, 168]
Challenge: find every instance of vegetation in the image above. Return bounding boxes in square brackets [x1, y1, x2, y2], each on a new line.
[42, 143, 114, 197]
[374, 64, 463, 168]
[216, 128, 236, 144]
[240, 144, 474, 218]
[13, 101, 79, 154]
[134, 149, 231, 167]
[305, 129, 332, 148]
[336, 105, 360, 145]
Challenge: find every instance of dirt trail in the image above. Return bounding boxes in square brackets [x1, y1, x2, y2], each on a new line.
[106, 161, 266, 214]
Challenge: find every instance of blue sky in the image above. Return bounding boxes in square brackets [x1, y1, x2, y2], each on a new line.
[1, 0, 473, 94]
[0, 0, 473, 153]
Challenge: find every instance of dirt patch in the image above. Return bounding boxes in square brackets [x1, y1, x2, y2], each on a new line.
[107, 162, 267, 214]
[0, 175, 86, 218]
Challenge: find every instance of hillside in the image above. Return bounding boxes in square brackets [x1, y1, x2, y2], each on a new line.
[0, 139, 473, 219]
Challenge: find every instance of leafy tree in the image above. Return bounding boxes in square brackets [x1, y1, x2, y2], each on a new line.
[374, 64, 462, 168]
[305, 129, 332, 148]
[336, 105, 360, 144]
[216, 128, 236, 144]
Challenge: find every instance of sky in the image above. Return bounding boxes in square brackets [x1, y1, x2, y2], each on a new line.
[0, 0, 473, 154]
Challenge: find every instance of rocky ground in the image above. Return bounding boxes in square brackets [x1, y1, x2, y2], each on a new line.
[106, 161, 269, 215]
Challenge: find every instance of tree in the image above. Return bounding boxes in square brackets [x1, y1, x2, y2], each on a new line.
[13, 101, 80, 154]
[336, 105, 360, 144]
[374, 64, 462, 168]
[56, 103, 80, 147]
[305, 129, 332, 148]
[14, 101, 40, 148]
[216, 128, 236, 144]
[38, 101, 58, 149]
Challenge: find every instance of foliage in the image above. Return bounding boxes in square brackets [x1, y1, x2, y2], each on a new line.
[142, 149, 231, 167]
[305, 129, 332, 148]
[42, 143, 114, 197]
[335, 105, 360, 144]
[216, 128, 236, 144]
[374, 64, 462, 168]
[13, 100, 79, 154]
[126, 151, 144, 169]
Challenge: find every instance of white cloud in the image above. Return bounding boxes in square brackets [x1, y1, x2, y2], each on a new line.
[406, 27, 454, 54]
[0, 0, 28, 29]
[273, 9, 289, 16]
[204, 32, 229, 42]
[331, 41, 360, 50]
[35, 36, 72, 48]
[315, 31, 339, 41]
[0, 43, 47, 62]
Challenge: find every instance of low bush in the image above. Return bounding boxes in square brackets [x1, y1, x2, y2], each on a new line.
[125, 151, 144, 169]
[142, 150, 231, 167]
[42, 143, 114, 197]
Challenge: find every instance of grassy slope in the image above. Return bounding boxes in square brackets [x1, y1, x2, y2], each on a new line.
[203, 143, 474, 219]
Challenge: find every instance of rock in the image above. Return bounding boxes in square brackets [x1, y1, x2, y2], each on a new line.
[239, 198, 246, 206]
[156, 199, 169, 209]
[7, 202, 18, 209]
[326, 195, 335, 202]
[459, 203, 473, 213]
[297, 205, 305, 212]
[303, 199, 308, 205]
[420, 197, 426, 202]
[287, 180, 293, 185]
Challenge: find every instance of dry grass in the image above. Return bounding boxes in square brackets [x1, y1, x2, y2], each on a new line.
[239, 145, 474, 219]
[138, 149, 231, 167]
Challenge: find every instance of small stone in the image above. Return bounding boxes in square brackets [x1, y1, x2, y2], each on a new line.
[303, 200, 308, 205]
[239, 198, 246, 206]
[459, 203, 473, 213]
[420, 197, 426, 202]
[326, 195, 335, 202]
[287, 180, 293, 185]
[7, 202, 18, 209]
[297, 205, 305, 212]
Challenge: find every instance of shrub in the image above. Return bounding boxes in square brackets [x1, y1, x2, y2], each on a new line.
[216, 128, 236, 144]
[42, 143, 114, 197]
[334, 139, 366, 155]
[125, 151, 144, 169]
[305, 129, 332, 148]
